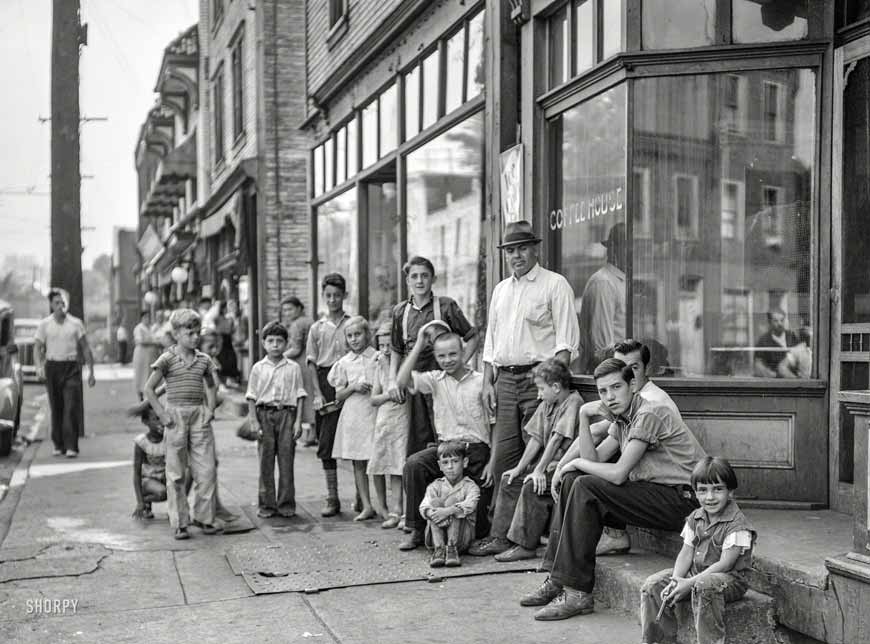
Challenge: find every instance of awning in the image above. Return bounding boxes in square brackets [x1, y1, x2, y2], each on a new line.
[155, 132, 197, 187]
[200, 193, 240, 238]
[137, 225, 163, 264]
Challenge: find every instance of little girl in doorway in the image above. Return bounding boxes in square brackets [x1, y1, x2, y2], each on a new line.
[329, 316, 379, 521]
[367, 321, 409, 528]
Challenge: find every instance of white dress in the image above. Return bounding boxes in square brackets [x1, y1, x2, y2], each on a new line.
[367, 354, 409, 476]
[132, 322, 160, 395]
[328, 347, 379, 461]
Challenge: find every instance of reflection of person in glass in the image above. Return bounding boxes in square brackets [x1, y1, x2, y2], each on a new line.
[481, 221, 579, 521]
[753, 309, 797, 378]
[577, 223, 626, 374]
[777, 326, 811, 379]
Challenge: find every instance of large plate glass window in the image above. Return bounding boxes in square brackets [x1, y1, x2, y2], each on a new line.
[631, 69, 816, 378]
[316, 188, 359, 314]
[405, 112, 485, 324]
[367, 183, 400, 322]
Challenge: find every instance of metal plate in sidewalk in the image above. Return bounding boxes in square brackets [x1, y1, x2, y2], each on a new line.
[226, 538, 542, 595]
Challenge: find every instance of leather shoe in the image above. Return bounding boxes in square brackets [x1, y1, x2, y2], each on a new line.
[534, 588, 594, 621]
[595, 528, 631, 556]
[468, 536, 511, 556]
[320, 498, 341, 517]
[430, 546, 446, 567]
[494, 544, 538, 562]
[398, 529, 425, 551]
[519, 576, 562, 607]
[444, 544, 461, 567]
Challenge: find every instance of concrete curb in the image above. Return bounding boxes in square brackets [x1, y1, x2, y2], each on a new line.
[0, 439, 42, 547]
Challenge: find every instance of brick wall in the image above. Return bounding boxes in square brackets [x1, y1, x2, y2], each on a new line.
[306, 0, 405, 97]
[258, 0, 313, 322]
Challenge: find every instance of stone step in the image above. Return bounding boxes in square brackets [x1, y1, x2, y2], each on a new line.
[593, 549, 790, 644]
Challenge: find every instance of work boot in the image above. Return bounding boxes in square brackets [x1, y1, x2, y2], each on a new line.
[468, 536, 511, 556]
[533, 588, 594, 621]
[444, 544, 461, 567]
[429, 546, 446, 568]
[398, 529, 425, 551]
[321, 497, 341, 517]
[519, 576, 562, 607]
[595, 527, 631, 556]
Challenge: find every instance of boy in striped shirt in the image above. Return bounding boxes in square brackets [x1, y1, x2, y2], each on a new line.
[144, 309, 219, 540]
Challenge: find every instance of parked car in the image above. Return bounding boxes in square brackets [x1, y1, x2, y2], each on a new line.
[0, 301, 24, 456]
[14, 317, 41, 383]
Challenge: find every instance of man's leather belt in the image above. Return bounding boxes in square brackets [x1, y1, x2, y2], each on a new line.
[500, 363, 539, 374]
[256, 403, 296, 411]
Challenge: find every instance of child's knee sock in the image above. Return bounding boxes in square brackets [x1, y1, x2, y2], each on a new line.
[324, 468, 338, 500]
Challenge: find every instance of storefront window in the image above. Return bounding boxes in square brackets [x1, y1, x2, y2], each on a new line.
[467, 11, 485, 100]
[732, 0, 808, 43]
[406, 112, 485, 324]
[380, 83, 398, 156]
[631, 69, 815, 378]
[422, 50, 440, 130]
[550, 84, 627, 374]
[367, 182, 400, 323]
[575, 0, 594, 74]
[317, 188, 359, 314]
[405, 65, 421, 140]
[642, 0, 716, 49]
[446, 28, 465, 113]
[362, 100, 378, 168]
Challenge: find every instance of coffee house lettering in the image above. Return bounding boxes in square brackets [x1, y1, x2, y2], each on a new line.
[549, 187, 623, 231]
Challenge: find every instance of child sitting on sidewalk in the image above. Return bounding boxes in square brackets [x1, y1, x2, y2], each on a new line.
[470, 359, 582, 561]
[419, 440, 480, 568]
[329, 316, 379, 521]
[640, 457, 755, 644]
[129, 400, 169, 520]
[368, 321, 409, 528]
[246, 321, 307, 519]
[144, 309, 220, 540]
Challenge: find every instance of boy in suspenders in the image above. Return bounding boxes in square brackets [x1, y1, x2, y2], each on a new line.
[389, 256, 479, 457]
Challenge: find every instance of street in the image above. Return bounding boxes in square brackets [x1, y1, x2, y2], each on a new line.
[0, 371, 639, 643]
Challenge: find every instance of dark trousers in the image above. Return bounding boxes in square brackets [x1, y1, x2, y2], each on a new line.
[257, 407, 297, 514]
[403, 442, 491, 537]
[118, 340, 129, 364]
[542, 472, 698, 592]
[490, 469, 554, 549]
[44, 360, 83, 453]
[315, 366, 339, 470]
[406, 391, 436, 457]
[490, 371, 540, 503]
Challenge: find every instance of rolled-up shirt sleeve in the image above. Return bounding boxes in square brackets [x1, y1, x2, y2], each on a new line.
[305, 324, 319, 366]
[482, 286, 500, 364]
[245, 364, 261, 401]
[454, 480, 480, 517]
[411, 371, 436, 396]
[551, 276, 580, 360]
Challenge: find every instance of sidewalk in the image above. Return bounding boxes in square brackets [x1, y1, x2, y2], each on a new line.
[0, 377, 641, 643]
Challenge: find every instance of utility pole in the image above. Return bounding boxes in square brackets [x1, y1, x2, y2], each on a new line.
[50, 0, 86, 318]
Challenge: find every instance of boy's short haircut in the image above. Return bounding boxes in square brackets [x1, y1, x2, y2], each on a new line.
[437, 440, 468, 460]
[47, 289, 63, 303]
[432, 330, 461, 350]
[403, 255, 436, 277]
[321, 272, 347, 293]
[691, 456, 739, 491]
[281, 295, 304, 310]
[169, 309, 202, 331]
[613, 339, 651, 367]
[261, 320, 289, 342]
[345, 315, 370, 340]
[533, 359, 572, 390]
[593, 358, 635, 384]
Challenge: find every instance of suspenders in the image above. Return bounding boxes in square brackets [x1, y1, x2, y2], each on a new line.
[402, 296, 442, 346]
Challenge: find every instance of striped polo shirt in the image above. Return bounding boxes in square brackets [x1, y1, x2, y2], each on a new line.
[151, 346, 216, 406]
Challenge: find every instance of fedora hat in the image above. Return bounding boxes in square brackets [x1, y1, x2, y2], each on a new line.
[498, 221, 542, 249]
[600, 222, 626, 248]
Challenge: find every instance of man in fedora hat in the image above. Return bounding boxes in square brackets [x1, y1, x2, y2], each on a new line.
[577, 222, 626, 374]
[472, 221, 579, 556]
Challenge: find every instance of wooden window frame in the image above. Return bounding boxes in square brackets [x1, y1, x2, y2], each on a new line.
[230, 26, 245, 143]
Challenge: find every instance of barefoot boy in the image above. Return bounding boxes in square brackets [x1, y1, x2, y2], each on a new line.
[420, 441, 480, 568]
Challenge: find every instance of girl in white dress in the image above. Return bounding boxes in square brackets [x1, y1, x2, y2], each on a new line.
[367, 323, 409, 528]
[328, 316, 379, 521]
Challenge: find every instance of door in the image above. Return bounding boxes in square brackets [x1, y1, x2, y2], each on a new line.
[831, 38, 870, 512]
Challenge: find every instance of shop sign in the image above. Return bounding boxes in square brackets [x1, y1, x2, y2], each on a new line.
[549, 186, 623, 230]
[500, 144, 524, 224]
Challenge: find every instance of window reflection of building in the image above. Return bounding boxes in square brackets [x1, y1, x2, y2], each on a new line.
[316, 188, 358, 314]
[406, 112, 485, 324]
[367, 183, 399, 324]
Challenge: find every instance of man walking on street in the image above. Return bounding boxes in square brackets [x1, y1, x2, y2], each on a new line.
[475, 221, 579, 553]
[34, 289, 96, 458]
